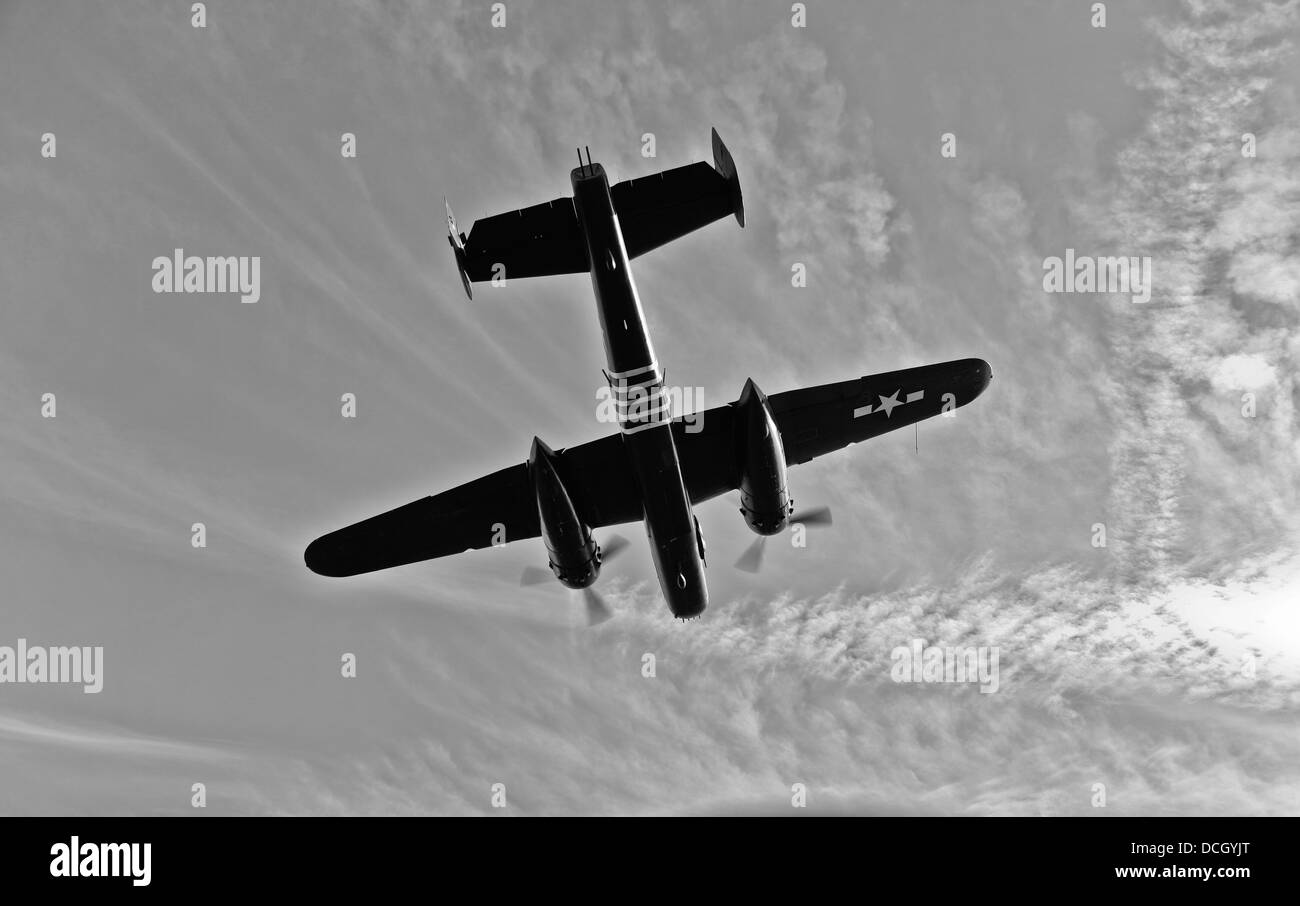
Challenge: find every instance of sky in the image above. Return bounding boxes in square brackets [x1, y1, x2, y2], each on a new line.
[1, 0, 1298, 815]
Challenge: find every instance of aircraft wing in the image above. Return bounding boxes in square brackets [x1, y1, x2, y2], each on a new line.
[766, 358, 991, 465]
[305, 432, 644, 577]
[674, 358, 992, 503]
[306, 358, 990, 576]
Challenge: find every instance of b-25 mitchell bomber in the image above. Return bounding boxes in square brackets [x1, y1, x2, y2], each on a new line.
[305, 129, 991, 622]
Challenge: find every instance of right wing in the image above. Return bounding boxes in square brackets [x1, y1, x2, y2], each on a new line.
[673, 358, 992, 503]
[768, 358, 992, 466]
[305, 431, 644, 578]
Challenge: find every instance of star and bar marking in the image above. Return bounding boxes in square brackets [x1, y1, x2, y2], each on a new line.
[853, 388, 924, 419]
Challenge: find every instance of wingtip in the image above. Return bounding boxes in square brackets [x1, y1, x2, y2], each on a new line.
[972, 358, 992, 396]
[304, 536, 338, 577]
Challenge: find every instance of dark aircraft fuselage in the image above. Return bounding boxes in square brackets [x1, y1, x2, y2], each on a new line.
[571, 163, 707, 618]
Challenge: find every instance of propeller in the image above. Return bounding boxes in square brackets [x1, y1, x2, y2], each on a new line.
[735, 535, 768, 573]
[583, 588, 614, 626]
[790, 505, 833, 527]
[518, 533, 630, 587]
[731, 504, 833, 574]
[599, 534, 630, 563]
[518, 534, 629, 626]
[520, 565, 552, 586]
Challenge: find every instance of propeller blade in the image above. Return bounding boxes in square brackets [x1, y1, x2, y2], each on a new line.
[734, 535, 767, 573]
[520, 565, 552, 586]
[583, 588, 614, 626]
[790, 505, 833, 527]
[600, 534, 630, 563]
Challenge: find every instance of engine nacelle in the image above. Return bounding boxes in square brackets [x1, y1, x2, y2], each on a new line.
[734, 379, 792, 536]
[530, 437, 601, 588]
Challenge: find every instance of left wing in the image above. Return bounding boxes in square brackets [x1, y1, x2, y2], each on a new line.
[305, 431, 644, 577]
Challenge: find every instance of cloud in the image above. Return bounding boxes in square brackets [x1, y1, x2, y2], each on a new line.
[1093, 0, 1300, 580]
[0, 712, 235, 760]
[279, 545, 1300, 816]
[1211, 353, 1278, 392]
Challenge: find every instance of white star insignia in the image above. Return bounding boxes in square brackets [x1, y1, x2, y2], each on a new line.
[876, 389, 902, 417]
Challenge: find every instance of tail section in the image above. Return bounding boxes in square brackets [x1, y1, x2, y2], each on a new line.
[610, 127, 745, 259]
[445, 197, 473, 300]
[711, 126, 745, 228]
[444, 194, 589, 299]
[445, 127, 743, 297]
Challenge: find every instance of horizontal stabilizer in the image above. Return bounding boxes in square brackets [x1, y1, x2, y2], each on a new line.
[449, 196, 590, 297]
[611, 127, 744, 259]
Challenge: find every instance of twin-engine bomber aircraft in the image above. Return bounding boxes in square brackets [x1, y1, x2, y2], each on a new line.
[305, 129, 991, 621]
